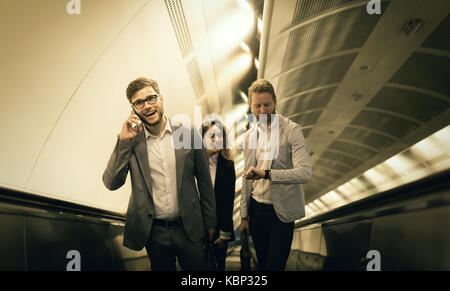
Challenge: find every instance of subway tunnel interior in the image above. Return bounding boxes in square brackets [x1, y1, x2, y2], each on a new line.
[0, 0, 449, 271]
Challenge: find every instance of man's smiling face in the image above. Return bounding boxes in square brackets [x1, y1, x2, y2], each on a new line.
[131, 86, 165, 126]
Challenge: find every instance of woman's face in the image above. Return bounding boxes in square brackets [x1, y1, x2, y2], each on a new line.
[204, 125, 224, 153]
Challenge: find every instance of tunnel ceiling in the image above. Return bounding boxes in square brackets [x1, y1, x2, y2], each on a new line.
[260, 0, 450, 203]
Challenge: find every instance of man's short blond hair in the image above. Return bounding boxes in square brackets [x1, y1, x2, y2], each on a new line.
[248, 79, 277, 105]
[126, 77, 160, 103]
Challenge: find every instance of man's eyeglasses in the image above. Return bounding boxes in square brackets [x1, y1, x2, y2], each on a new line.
[132, 94, 159, 109]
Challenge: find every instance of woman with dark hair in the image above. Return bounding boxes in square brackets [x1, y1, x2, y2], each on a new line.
[202, 120, 236, 271]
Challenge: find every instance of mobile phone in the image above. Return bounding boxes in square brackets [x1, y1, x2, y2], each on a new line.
[131, 108, 142, 131]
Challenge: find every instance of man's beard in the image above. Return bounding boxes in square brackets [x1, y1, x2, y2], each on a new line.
[257, 111, 276, 123]
[138, 110, 163, 127]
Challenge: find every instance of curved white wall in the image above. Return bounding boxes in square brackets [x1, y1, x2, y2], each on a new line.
[0, 0, 201, 212]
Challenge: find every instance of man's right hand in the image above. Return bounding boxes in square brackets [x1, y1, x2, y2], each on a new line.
[119, 111, 143, 140]
[240, 218, 249, 234]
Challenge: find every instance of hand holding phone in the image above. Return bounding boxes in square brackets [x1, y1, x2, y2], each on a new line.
[131, 119, 142, 131]
[131, 108, 143, 131]
[119, 110, 143, 140]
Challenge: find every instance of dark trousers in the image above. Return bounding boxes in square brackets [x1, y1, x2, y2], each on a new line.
[145, 224, 205, 271]
[249, 197, 294, 271]
[212, 234, 228, 271]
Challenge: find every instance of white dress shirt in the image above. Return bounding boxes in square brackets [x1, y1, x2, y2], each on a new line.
[208, 153, 232, 240]
[251, 123, 273, 204]
[209, 153, 218, 187]
[144, 119, 179, 219]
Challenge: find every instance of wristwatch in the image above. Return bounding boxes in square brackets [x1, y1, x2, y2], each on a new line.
[264, 169, 271, 180]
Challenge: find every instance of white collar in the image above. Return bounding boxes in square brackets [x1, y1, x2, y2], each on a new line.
[209, 152, 219, 163]
[144, 116, 172, 139]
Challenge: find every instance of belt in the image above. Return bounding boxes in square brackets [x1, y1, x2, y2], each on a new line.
[153, 217, 182, 228]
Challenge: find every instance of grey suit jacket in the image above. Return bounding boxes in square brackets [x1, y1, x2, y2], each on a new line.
[103, 123, 216, 251]
[240, 114, 312, 223]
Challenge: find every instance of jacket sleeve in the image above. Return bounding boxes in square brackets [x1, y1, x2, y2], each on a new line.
[102, 136, 132, 191]
[240, 129, 255, 219]
[270, 122, 312, 184]
[222, 162, 236, 234]
[240, 149, 252, 219]
[194, 137, 217, 231]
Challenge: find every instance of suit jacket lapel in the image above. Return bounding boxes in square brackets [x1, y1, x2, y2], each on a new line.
[214, 154, 223, 193]
[171, 123, 185, 196]
[174, 147, 185, 197]
[247, 126, 258, 167]
[132, 130, 153, 197]
[267, 113, 282, 169]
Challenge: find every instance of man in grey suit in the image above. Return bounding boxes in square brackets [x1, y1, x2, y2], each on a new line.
[103, 77, 216, 271]
[240, 79, 312, 271]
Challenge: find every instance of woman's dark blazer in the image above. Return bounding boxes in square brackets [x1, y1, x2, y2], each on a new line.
[213, 153, 236, 242]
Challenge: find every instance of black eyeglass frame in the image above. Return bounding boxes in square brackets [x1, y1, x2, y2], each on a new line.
[132, 94, 159, 109]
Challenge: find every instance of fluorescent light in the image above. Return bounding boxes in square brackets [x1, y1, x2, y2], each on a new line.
[240, 42, 250, 53]
[254, 58, 260, 70]
[236, 0, 252, 11]
[258, 17, 263, 34]
[210, 6, 254, 59]
[218, 53, 252, 85]
[239, 91, 249, 103]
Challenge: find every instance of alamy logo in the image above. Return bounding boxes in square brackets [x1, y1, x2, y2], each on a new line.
[67, 0, 81, 15]
[366, 0, 381, 15]
[169, 106, 281, 160]
[66, 250, 81, 271]
[366, 250, 381, 271]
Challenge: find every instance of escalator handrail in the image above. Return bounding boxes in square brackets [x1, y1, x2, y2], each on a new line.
[295, 169, 450, 228]
[0, 186, 126, 221]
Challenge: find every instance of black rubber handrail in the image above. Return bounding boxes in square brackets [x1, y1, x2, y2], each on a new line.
[3, 169, 448, 227]
[0, 186, 126, 221]
[296, 169, 450, 228]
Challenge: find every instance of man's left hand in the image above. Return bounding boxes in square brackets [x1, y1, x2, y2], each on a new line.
[244, 166, 265, 180]
[208, 228, 215, 241]
[214, 238, 227, 248]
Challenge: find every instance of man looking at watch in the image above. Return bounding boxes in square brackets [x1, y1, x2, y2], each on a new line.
[240, 79, 312, 271]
